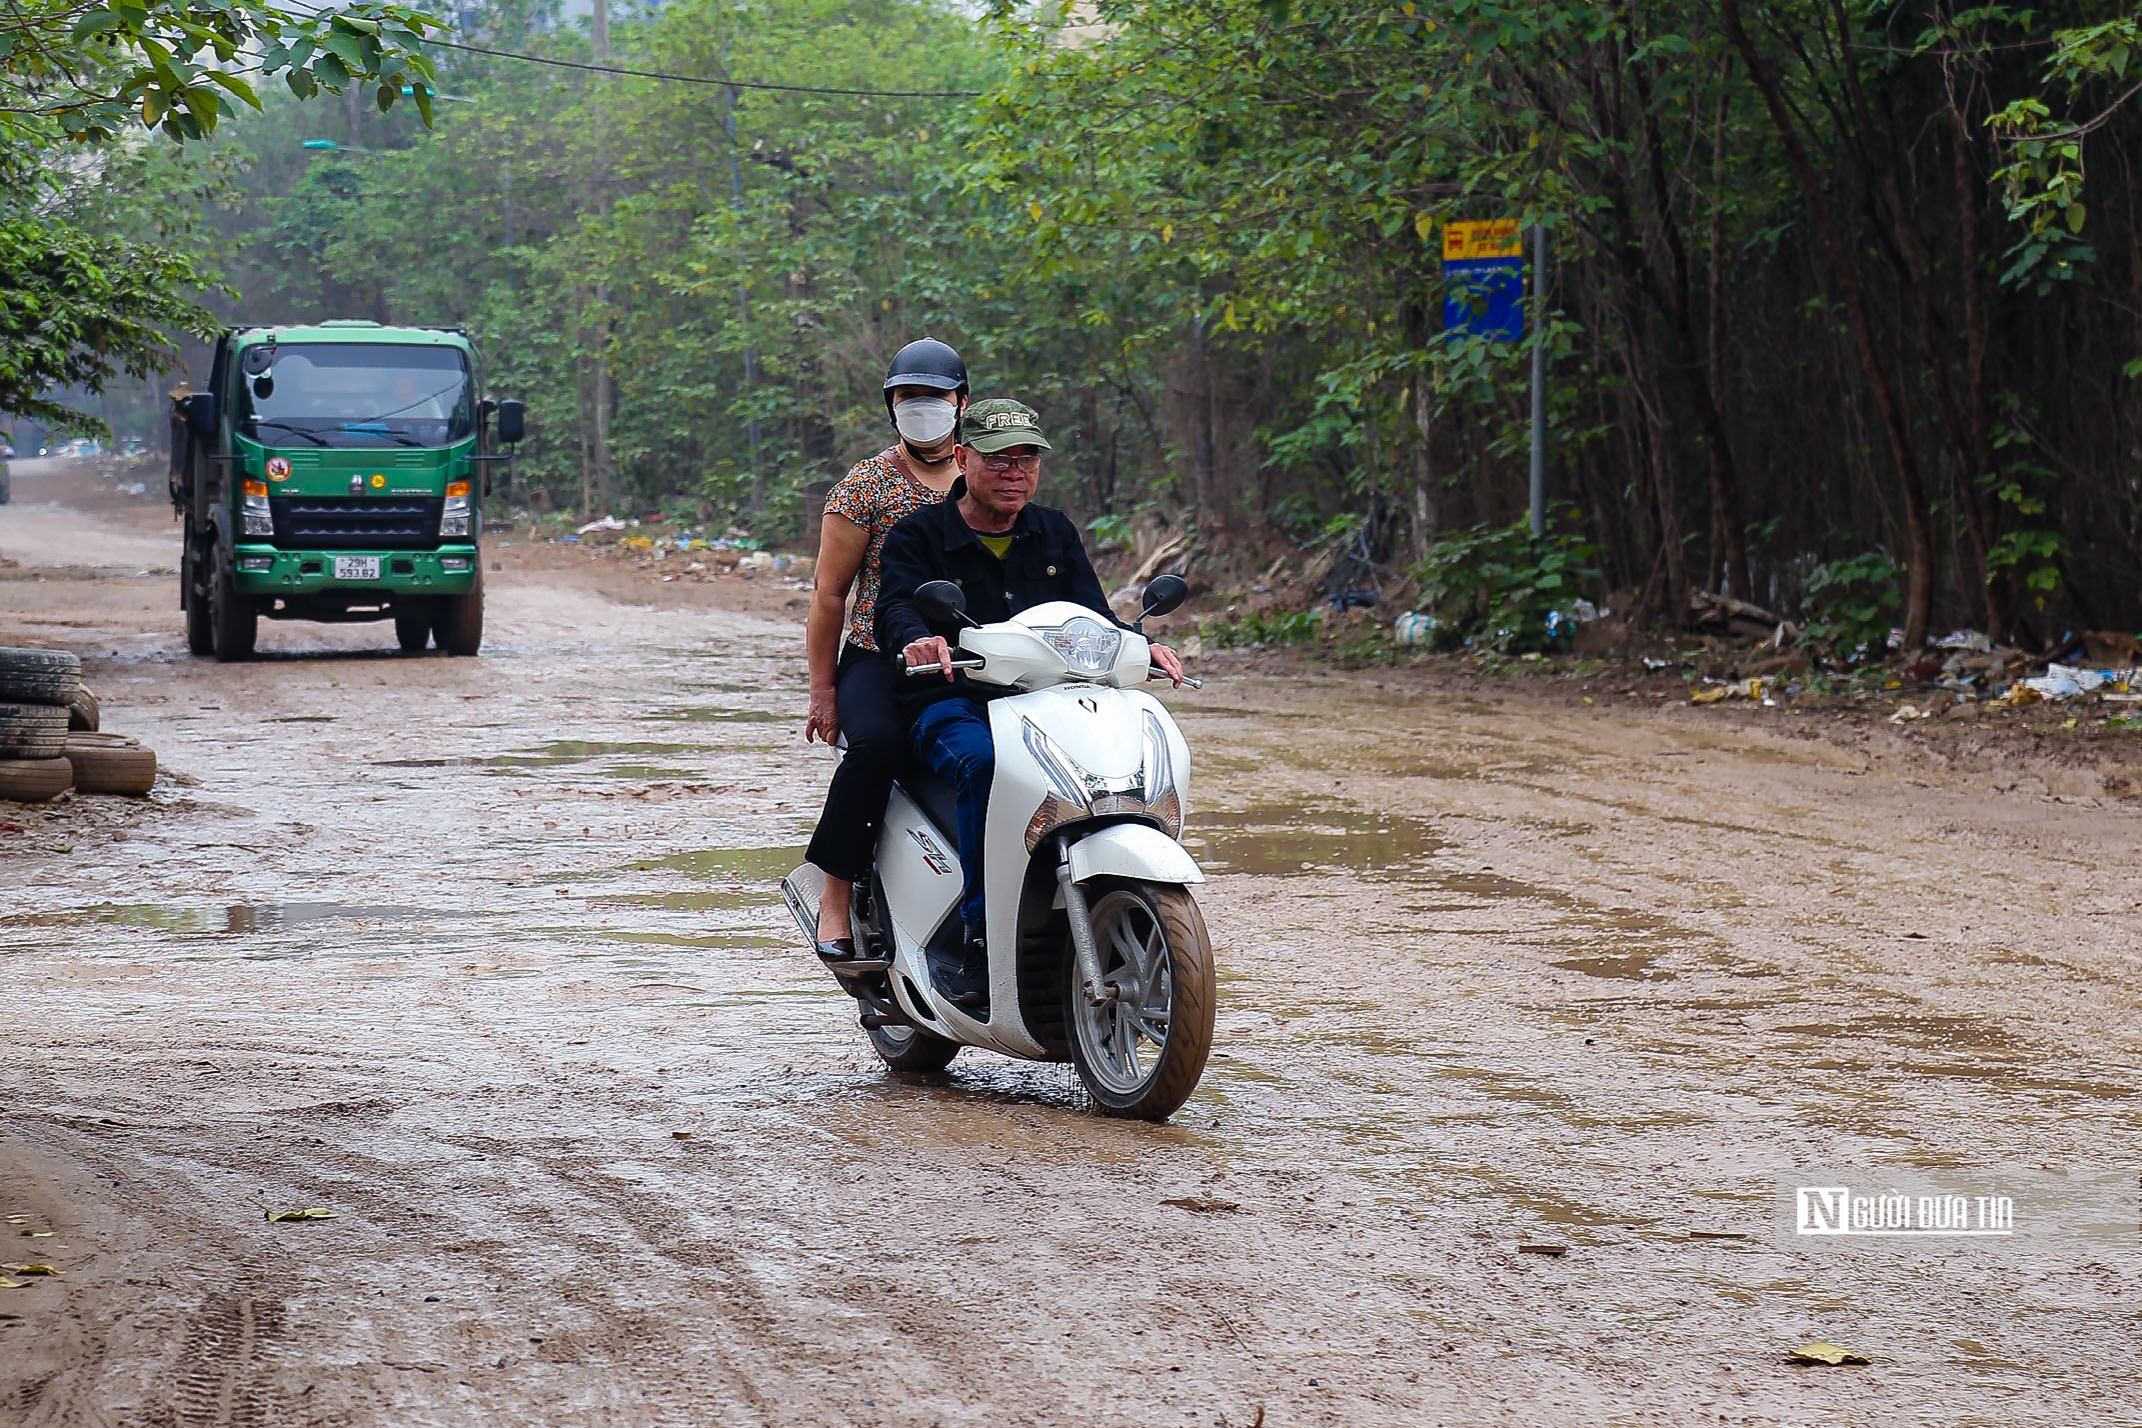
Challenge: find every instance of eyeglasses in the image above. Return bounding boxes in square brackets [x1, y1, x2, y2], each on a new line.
[978, 452, 1041, 471]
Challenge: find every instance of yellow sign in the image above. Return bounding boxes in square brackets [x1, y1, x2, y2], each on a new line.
[369, 474, 387, 489]
[1443, 218, 1523, 261]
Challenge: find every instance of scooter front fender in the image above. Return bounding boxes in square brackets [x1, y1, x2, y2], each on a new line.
[1066, 823, 1204, 886]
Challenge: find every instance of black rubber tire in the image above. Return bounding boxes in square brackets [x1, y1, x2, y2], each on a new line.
[67, 687, 99, 732]
[394, 603, 434, 653]
[0, 701, 68, 759]
[0, 756, 72, 803]
[0, 647, 83, 706]
[209, 548, 257, 662]
[183, 547, 214, 657]
[1065, 882, 1216, 1121]
[434, 564, 483, 656]
[64, 734, 156, 796]
[865, 1021, 961, 1074]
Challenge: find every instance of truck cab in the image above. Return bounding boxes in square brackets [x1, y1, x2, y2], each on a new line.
[169, 321, 524, 661]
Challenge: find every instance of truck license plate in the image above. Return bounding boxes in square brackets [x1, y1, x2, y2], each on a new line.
[333, 556, 381, 581]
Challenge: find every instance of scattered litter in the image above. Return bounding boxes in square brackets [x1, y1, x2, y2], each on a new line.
[265, 1208, 337, 1223]
[1691, 677, 1766, 706]
[1517, 1243, 1569, 1256]
[1393, 612, 1438, 645]
[672, 1131, 693, 1140]
[2016, 664, 2140, 702]
[1160, 1196, 1242, 1214]
[1642, 658, 1671, 672]
[1933, 629, 1994, 652]
[0, 1279, 25, 1290]
[1, 1263, 58, 1275]
[1790, 1341, 1870, 1366]
[1889, 704, 1932, 723]
[575, 515, 627, 535]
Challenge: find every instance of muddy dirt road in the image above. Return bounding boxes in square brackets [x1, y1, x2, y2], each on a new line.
[2, 459, 2136, 1426]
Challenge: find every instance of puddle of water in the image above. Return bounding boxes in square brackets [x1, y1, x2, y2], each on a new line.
[642, 706, 789, 724]
[484, 740, 713, 768]
[625, 846, 805, 881]
[594, 889, 776, 912]
[600, 930, 791, 951]
[1552, 950, 1675, 981]
[1185, 802, 1446, 877]
[0, 902, 446, 935]
[597, 764, 707, 781]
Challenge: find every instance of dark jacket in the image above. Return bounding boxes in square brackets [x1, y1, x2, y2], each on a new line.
[875, 496, 1122, 711]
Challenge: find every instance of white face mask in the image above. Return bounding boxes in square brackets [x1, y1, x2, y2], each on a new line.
[893, 396, 958, 446]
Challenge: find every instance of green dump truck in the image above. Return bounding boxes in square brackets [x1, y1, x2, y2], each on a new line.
[169, 321, 524, 661]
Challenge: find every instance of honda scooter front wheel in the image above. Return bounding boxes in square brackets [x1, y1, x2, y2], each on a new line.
[1067, 883, 1215, 1120]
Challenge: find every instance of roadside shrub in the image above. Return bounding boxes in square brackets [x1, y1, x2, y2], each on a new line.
[1199, 609, 1325, 648]
[1800, 550, 1900, 663]
[1410, 512, 1600, 654]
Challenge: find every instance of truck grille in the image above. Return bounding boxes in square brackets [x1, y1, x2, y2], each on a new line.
[269, 496, 442, 550]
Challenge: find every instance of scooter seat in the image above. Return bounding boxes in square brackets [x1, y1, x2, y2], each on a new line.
[896, 760, 961, 843]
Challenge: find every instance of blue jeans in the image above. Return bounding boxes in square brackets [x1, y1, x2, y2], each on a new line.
[909, 698, 994, 930]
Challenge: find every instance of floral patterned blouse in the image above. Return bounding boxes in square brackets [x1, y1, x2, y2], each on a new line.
[823, 447, 946, 652]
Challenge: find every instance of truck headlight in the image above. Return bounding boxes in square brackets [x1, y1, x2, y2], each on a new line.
[242, 478, 274, 536]
[1035, 616, 1122, 676]
[440, 479, 471, 537]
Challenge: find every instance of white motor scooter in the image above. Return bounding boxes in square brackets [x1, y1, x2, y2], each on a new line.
[782, 576, 1215, 1120]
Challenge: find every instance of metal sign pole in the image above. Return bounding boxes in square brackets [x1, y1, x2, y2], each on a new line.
[1529, 224, 1548, 540]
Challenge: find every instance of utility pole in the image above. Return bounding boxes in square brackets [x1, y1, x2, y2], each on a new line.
[719, 36, 763, 524]
[585, 0, 617, 518]
[1528, 223, 1548, 540]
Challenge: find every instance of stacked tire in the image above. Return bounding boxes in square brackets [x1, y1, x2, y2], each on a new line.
[0, 648, 157, 802]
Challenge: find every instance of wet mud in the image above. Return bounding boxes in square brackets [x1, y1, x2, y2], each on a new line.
[2, 460, 2138, 1425]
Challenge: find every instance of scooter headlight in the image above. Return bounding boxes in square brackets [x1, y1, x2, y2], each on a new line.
[1035, 616, 1122, 676]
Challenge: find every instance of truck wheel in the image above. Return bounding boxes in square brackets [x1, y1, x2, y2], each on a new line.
[64, 733, 156, 796]
[0, 756, 72, 803]
[209, 547, 257, 662]
[0, 647, 83, 705]
[394, 603, 434, 653]
[434, 565, 483, 656]
[183, 545, 214, 657]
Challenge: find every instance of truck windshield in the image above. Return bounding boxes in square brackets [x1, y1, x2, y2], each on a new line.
[237, 344, 473, 449]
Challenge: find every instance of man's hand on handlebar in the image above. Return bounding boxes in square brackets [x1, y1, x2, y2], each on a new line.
[1150, 643, 1186, 687]
[904, 635, 956, 681]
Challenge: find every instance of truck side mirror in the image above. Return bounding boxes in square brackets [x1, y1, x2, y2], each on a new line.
[183, 393, 218, 441]
[495, 399, 526, 446]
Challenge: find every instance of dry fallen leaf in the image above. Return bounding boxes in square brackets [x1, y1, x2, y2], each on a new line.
[1160, 1197, 1242, 1214]
[1517, 1243, 1569, 1256]
[1688, 1230, 1747, 1240]
[0, 1279, 26, 1290]
[2, 1263, 58, 1276]
[265, 1208, 338, 1223]
[1790, 1341, 1870, 1366]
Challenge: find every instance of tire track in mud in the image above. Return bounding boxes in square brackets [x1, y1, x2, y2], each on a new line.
[158, 1292, 286, 1428]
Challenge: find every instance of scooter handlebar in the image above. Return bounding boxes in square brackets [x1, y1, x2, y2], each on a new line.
[904, 656, 987, 676]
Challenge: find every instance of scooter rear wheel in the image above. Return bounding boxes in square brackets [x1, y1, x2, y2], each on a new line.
[866, 1022, 960, 1074]
[1068, 882, 1215, 1120]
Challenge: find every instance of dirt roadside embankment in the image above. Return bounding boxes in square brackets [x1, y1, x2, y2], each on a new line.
[3, 457, 2137, 1427]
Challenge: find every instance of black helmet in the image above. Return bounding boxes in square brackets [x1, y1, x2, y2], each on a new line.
[882, 337, 968, 417]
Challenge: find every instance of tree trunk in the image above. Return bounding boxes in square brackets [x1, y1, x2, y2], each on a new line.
[1721, 0, 1935, 650]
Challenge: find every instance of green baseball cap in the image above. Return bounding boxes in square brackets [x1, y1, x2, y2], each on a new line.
[963, 397, 1053, 454]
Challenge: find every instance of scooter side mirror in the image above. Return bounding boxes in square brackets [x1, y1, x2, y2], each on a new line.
[1139, 573, 1189, 620]
[915, 579, 970, 626]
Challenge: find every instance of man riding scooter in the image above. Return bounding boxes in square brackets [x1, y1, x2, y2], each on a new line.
[875, 398, 1185, 1013]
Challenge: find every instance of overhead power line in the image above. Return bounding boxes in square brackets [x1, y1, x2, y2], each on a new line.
[424, 36, 984, 99]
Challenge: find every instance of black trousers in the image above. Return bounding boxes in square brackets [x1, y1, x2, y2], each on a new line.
[804, 644, 906, 884]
